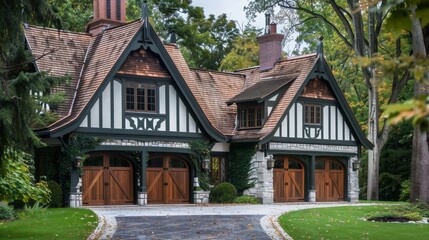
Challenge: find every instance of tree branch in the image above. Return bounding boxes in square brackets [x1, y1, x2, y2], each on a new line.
[328, 0, 355, 47]
[0, 48, 58, 70]
[277, 1, 353, 48]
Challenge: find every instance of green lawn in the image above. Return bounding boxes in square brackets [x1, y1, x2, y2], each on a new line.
[279, 205, 429, 240]
[0, 208, 97, 240]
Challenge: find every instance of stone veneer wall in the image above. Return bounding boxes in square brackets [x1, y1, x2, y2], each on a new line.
[348, 156, 359, 202]
[243, 151, 274, 204]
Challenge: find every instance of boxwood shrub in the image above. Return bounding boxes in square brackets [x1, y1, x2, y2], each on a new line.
[210, 182, 237, 203]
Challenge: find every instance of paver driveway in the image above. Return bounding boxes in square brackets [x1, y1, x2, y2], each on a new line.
[88, 203, 364, 240]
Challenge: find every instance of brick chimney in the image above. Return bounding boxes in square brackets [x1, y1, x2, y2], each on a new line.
[87, 0, 127, 35]
[257, 13, 284, 71]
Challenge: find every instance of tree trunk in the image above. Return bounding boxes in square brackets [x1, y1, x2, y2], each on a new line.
[366, 77, 380, 200]
[410, 6, 429, 205]
[366, 7, 380, 200]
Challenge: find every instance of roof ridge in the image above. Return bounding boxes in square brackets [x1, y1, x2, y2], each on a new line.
[101, 18, 143, 32]
[279, 53, 317, 62]
[24, 24, 91, 36]
[190, 68, 246, 77]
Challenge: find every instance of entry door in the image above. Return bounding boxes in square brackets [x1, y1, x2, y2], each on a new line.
[146, 155, 190, 204]
[315, 159, 344, 201]
[273, 157, 305, 202]
[82, 153, 134, 205]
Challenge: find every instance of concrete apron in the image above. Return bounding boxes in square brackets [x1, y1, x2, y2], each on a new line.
[87, 202, 369, 240]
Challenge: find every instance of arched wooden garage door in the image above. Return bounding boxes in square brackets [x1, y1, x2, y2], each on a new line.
[146, 155, 190, 204]
[82, 153, 134, 205]
[273, 157, 305, 202]
[315, 158, 344, 201]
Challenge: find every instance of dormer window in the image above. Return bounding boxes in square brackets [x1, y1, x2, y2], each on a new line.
[125, 82, 156, 112]
[304, 104, 321, 125]
[238, 104, 263, 129]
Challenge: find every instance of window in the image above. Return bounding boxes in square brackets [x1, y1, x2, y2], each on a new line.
[106, 0, 111, 19]
[238, 105, 263, 129]
[126, 82, 156, 112]
[116, 0, 121, 20]
[304, 104, 321, 125]
[210, 156, 226, 185]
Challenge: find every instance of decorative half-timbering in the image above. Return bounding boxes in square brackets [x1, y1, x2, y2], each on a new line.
[27, 0, 371, 207]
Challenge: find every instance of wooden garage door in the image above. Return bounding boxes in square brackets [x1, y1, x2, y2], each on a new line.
[315, 159, 344, 201]
[82, 153, 134, 205]
[147, 155, 189, 204]
[273, 157, 305, 202]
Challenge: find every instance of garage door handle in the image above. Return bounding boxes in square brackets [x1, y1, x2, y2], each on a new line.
[164, 183, 168, 186]
[325, 183, 329, 185]
[285, 183, 288, 185]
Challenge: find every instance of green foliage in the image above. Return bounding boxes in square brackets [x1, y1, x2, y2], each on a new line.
[366, 202, 429, 222]
[17, 202, 47, 219]
[47, 0, 92, 32]
[188, 140, 211, 190]
[0, 148, 50, 205]
[233, 195, 260, 204]
[400, 179, 411, 201]
[228, 143, 257, 194]
[46, 181, 62, 208]
[0, 203, 15, 220]
[209, 182, 237, 203]
[0, 208, 97, 240]
[220, 26, 260, 71]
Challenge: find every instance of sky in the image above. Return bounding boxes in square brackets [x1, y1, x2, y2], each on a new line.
[192, 0, 265, 31]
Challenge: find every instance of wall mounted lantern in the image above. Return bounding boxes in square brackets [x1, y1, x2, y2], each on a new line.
[74, 156, 83, 169]
[267, 155, 275, 170]
[352, 160, 360, 171]
[202, 158, 210, 170]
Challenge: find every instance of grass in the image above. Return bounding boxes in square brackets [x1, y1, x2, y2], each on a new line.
[278, 205, 429, 240]
[0, 208, 97, 240]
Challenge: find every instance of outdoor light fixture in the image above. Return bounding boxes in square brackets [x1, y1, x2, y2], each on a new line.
[352, 160, 360, 171]
[267, 155, 275, 170]
[202, 158, 210, 170]
[74, 156, 83, 169]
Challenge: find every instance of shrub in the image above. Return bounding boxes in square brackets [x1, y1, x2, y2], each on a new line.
[17, 202, 47, 219]
[210, 182, 237, 203]
[399, 179, 410, 201]
[47, 181, 63, 208]
[233, 195, 260, 204]
[0, 203, 15, 220]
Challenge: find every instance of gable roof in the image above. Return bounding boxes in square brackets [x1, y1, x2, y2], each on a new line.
[25, 20, 144, 135]
[25, 19, 371, 149]
[231, 54, 318, 141]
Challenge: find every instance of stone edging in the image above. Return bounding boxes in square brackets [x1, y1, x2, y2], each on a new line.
[87, 213, 105, 240]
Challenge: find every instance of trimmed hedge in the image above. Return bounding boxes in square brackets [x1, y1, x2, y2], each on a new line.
[209, 182, 237, 203]
[47, 181, 63, 208]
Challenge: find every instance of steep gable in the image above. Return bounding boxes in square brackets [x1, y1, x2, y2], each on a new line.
[300, 77, 335, 100]
[117, 48, 171, 78]
[231, 54, 318, 141]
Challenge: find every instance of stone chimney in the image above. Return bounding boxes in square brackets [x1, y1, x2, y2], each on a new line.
[87, 0, 127, 35]
[257, 13, 284, 71]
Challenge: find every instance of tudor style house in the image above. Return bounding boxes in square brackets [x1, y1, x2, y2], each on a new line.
[26, 0, 372, 207]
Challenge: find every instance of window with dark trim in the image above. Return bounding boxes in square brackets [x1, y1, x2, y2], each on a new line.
[238, 104, 263, 129]
[125, 82, 156, 112]
[304, 104, 321, 125]
[116, 0, 121, 20]
[106, 0, 111, 19]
